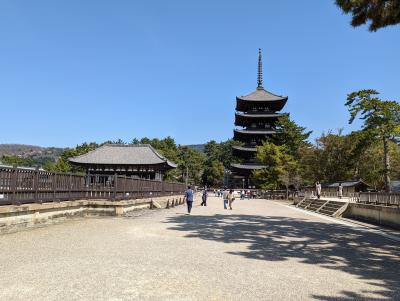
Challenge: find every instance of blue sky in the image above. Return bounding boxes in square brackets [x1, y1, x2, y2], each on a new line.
[0, 0, 399, 147]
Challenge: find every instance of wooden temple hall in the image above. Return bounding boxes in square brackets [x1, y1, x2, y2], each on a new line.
[69, 144, 177, 181]
[230, 49, 288, 188]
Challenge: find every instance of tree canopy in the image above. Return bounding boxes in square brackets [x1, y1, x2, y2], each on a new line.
[345, 89, 400, 191]
[346, 90, 400, 140]
[0, 155, 36, 167]
[252, 116, 309, 190]
[274, 114, 312, 157]
[201, 139, 240, 186]
[336, 0, 400, 31]
[253, 142, 299, 191]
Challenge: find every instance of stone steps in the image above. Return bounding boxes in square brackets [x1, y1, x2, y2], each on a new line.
[319, 201, 344, 216]
[297, 199, 347, 217]
[307, 200, 326, 212]
[298, 199, 312, 209]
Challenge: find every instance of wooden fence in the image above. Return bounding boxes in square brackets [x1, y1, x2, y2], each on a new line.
[262, 190, 290, 200]
[358, 192, 400, 207]
[0, 166, 186, 205]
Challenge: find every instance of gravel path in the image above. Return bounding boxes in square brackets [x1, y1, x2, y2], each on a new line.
[0, 196, 399, 301]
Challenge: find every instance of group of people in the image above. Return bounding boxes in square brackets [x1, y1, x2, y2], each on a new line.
[215, 189, 257, 199]
[240, 190, 258, 199]
[183, 186, 235, 214]
[222, 187, 235, 210]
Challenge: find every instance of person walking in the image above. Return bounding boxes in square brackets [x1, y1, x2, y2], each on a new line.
[228, 189, 235, 210]
[338, 183, 343, 199]
[316, 181, 322, 199]
[184, 185, 194, 214]
[201, 186, 208, 206]
[222, 187, 229, 209]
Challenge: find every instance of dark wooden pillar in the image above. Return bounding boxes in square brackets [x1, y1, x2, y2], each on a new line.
[113, 173, 117, 200]
[11, 166, 18, 205]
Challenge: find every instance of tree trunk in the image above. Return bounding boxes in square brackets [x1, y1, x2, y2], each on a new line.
[383, 136, 391, 192]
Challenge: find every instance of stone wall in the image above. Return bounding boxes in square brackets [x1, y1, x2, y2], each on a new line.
[343, 203, 400, 230]
[0, 195, 184, 234]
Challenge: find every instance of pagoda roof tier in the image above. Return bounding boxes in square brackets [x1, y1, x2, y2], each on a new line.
[232, 145, 257, 152]
[231, 163, 267, 172]
[234, 129, 276, 135]
[232, 146, 257, 159]
[236, 89, 287, 112]
[235, 112, 284, 126]
[237, 88, 287, 102]
[232, 145, 257, 153]
[233, 128, 275, 140]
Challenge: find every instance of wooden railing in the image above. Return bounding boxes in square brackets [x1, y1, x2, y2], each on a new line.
[303, 191, 360, 202]
[262, 190, 290, 200]
[0, 166, 186, 205]
[358, 192, 400, 207]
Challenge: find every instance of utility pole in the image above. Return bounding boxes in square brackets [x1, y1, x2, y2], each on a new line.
[185, 165, 188, 187]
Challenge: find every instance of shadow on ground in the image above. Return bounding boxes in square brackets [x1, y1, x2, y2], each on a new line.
[165, 213, 400, 300]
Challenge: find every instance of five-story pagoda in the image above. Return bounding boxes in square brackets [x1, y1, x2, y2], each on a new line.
[231, 49, 288, 188]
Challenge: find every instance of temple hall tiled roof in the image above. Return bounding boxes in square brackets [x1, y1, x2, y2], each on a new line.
[69, 144, 177, 168]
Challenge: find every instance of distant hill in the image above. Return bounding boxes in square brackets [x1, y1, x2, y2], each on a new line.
[0, 144, 64, 166]
[185, 144, 205, 153]
[0, 144, 64, 157]
[0, 143, 206, 167]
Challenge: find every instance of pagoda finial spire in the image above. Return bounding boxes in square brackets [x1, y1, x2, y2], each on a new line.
[257, 48, 263, 89]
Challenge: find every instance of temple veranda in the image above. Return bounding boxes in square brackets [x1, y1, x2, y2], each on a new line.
[1, 195, 399, 301]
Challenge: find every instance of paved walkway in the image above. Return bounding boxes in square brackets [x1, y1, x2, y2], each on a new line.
[0, 196, 399, 301]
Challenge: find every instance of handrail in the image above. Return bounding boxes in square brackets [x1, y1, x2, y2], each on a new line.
[0, 166, 186, 205]
[358, 192, 400, 207]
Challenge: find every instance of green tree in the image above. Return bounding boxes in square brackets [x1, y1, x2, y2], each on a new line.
[253, 141, 299, 196]
[202, 160, 225, 187]
[47, 142, 99, 173]
[274, 114, 312, 157]
[0, 155, 35, 167]
[130, 138, 140, 144]
[153, 136, 180, 164]
[204, 139, 241, 169]
[346, 89, 400, 191]
[219, 140, 242, 169]
[313, 130, 357, 182]
[202, 139, 242, 186]
[204, 140, 220, 162]
[177, 146, 206, 184]
[336, 0, 400, 31]
[298, 144, 320, 185]
[295, 128, 399, 189]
